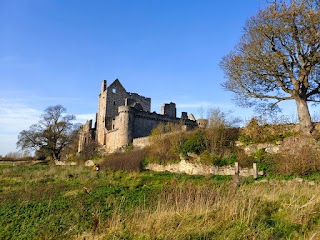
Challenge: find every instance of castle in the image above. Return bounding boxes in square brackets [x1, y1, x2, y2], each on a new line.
[78, 79, 207, 153]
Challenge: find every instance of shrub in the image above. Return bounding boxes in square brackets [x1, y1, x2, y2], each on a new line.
[205, 108, 240, 154]
[238, 135, 253, 146]
[180, 130, 206, 156]
[199, 152, 217, 165]
[240, 117, 296, 144]
[100, 149, 147, 172]
[237, 148, 274, 171]
[252, 148, 273, 171]
[147, 134, 182, 164]
[148, 123, 189, 164]
[272, 145, 320, 175]
[216, 153, 237, 166]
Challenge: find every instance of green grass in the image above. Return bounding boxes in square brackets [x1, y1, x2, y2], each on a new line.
[0, 164, 319, 239]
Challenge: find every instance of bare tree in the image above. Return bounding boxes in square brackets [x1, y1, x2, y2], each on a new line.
[17, 105, 77, 160]
[221, 0, 320, 134]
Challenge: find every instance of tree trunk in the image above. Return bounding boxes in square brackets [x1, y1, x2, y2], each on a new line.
[295, 98, 313, 135]
[52, 151, 60, 161]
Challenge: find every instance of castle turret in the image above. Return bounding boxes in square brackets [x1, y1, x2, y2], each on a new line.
[161, 102, 176, 118]
[117, 106, 135, 147]
[97, 80, 108, 145]
[181, 112, 188, 119]
[196, 119, 208, 128]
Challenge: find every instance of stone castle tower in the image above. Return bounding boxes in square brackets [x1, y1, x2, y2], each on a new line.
[78, 79, 207, 153]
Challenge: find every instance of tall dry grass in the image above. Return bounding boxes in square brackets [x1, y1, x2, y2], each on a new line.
[97, 180, 320, 239]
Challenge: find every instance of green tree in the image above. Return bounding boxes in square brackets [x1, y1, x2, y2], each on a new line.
[221, 0, 320, 134]
[17, 105, 77, 160]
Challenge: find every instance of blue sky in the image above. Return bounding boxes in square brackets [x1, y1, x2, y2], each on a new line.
[0, 0, 300, 156]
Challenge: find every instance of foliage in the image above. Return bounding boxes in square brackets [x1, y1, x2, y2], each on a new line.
[180, 130, 206, 156]
[239, 117, 296, 144]
[214, 153, 237, 166]
[205, 108, 240, 154]
[221, 0, 320, 134]
[148, 122, 187, 164]
[238, 135, 253, 146]
[272, 144, 320, 175]
[17, 105, 78, 160]
[251, 148, 274, 172]
[100, 149, 147, 172]
[199, 151, 238, 166]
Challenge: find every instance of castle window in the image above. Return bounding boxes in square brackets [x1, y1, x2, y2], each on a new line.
[112, 88, 116, 93]
[113, 101, 116, 106]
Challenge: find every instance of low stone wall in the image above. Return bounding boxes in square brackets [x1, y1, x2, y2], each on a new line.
[145, 160, 263, 177]
[238, 142, 281, 154]
[54, 161, 77, 166]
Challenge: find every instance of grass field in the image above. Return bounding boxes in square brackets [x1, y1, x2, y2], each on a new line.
[0, 164, 319, 239]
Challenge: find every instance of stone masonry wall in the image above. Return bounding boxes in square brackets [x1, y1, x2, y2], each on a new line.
[145, 160, 264, 177]
[105, 129, 122, 152]
[78, 120, 95, 152]
[133, 109, 198, 138]
[132, 136, 150, 149]
[127, 92, 151, 112]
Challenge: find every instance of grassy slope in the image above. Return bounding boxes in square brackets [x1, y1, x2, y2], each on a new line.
[0, 164, 319, 239]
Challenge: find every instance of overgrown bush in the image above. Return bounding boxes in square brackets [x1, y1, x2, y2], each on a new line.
[100, 149, 147, 172]
[272, 145, 320, 175]
[238, 135, 253, 146]
[240, 118, 296, 144]
[235, 147, 274, 172]
[147, 136, 182, 164]
[205, 107, 240, 153]
[148, 123, 188, 164]
[180, 130, 206, 156]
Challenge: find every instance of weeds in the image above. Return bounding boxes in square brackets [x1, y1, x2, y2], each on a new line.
[0, 164, 319, 239]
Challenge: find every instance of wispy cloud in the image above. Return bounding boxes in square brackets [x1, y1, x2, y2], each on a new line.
[0, 98, 42, 155]
[0, 98, 42, 133]
[0, 134, 20, 156]
[0, 96, 97, 155]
